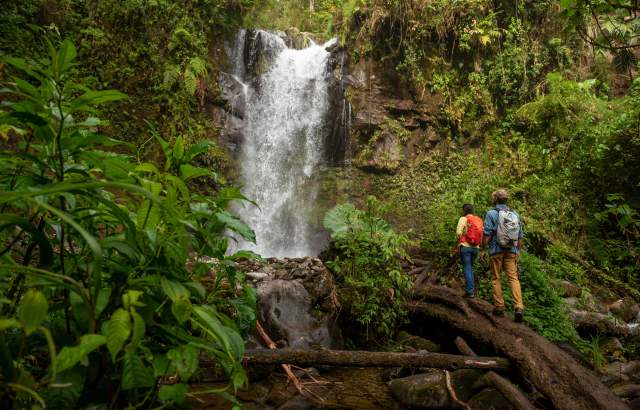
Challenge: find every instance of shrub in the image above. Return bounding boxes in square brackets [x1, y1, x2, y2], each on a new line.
[0, 39, 255, 409]
[323, 196, 411, 340]
[477, 253, 579, 343]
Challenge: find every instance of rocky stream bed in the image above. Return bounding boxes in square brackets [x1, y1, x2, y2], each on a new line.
[185, 256, 640, 409]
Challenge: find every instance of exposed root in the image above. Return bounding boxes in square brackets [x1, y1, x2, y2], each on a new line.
[408, 285, 627, 410]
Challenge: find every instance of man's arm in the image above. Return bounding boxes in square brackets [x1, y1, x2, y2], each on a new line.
[482, 211, 495, 248]
[517, 211, 524, 249]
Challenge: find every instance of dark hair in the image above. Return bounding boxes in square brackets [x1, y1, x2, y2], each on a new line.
[462, 204, 474, 215]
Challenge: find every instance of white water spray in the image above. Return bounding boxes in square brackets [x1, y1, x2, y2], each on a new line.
[227, 31, 337, 258]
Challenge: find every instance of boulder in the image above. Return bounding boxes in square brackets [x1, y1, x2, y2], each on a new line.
[577, 291, 606, 313]
[609, 299, 640, 322]
[450, 369, 484, 401]
[284, 27, 316, 50]
[256, 279, 332, 349]
[613, 384, 640, 399]
[598, 361, 640, 386]
[564, 297, 579, 308]
[601, 337, 624, 358]
[388, 369, 484, 408]
[219, 72, 248, 119]
[555, 280, 582, 298]
[279, 394, 322, 410]
[468, 388, 515, 410]
[396, 331, 442, 353]
[388, 371, 450, 409]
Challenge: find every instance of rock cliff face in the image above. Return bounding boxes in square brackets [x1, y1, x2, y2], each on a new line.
[346, 58, 445, 173]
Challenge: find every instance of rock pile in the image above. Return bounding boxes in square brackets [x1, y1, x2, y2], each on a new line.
[237, 257, 342, 349]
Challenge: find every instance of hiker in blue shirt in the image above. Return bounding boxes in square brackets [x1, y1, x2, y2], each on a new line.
[482, 189, 525, 323]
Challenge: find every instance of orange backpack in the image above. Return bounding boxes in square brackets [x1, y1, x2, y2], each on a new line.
[461, 215, 483, 246]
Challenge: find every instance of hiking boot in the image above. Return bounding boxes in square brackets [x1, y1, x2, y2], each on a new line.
[493, 307, 505, 317]
[464, 293, 475, 299]
[514, 308, 524, 323]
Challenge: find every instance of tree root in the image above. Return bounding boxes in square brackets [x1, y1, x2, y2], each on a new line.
[409, 285, 627, 410]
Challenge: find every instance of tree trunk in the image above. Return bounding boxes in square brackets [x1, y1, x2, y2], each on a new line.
[242, 348, 511, 371]
[410, 285, 627, 410]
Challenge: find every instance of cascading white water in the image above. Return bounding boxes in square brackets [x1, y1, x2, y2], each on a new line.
[227, 31, 337, 258]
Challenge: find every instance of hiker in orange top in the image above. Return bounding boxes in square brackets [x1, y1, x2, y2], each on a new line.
[456, 204, 483, 298]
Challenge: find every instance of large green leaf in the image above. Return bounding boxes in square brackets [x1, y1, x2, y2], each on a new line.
[104, 308, 131, 362]
[159, 383, 188, 404]
[56, 39, 77, 76]
[17, 289, 48, 335]
[128, 311, 145, 350]
[171, 298, 192, 324]
[192, 306, 244, 360]
[167, 345, 199, 380]
[185, 140, 216, 162]
[172, 136, 185, 162]
[121, 351, 154, 390]
[215, 187, 258, 208]
[3, 57, 43, 81]
[55, 334, 106, 373]
[69, 90, 127, 113]
[160, 277, 190, 302]
[215, 211, 255, 243]
[179, 164, 212, 181]
[323, 203, 360, 237]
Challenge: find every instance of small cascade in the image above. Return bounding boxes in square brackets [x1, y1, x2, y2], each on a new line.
[223, 30, 346, 258]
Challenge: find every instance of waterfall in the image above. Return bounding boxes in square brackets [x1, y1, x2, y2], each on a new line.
[225, 30, 338, 258]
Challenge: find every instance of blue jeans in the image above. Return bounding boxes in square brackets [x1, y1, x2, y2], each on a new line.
[460, 246, 478, 296]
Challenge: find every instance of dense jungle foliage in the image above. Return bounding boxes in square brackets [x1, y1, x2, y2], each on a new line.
[1, 0, 640, 408]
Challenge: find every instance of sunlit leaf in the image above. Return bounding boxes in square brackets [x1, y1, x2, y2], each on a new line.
[17, 289, 48, 335]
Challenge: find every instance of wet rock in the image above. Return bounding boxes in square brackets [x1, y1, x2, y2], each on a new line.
[279, 395, 322, 410]
[396, 331, 442, 353]
[555, 280, 581, 298]
[598, 361, 640, 386]
[613, 384, 640, 399]
[382, 366, 412, 382]
[354, 130, 403, 173]
[388, 369, 482, 408]
[630, 397, 640, 410]
[284, 27, 316, 50]
[564, 297, 579, 308]
[219, 72, 247, 119]
[577, 291, 607, 313]
[257, 279, 332, 349]
[609, 299, 640, 322]
[468, 388, 514, 410]
[601, 337, 624, 358]
[246, 271, 269, 282]
[388, 371, 451, 408]
[450, 369, 484, 401]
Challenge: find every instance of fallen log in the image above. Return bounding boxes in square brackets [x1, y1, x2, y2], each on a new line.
[410, 285, 627, 410]
[243, 348, 510, 371]
[569, 308, 640, 340]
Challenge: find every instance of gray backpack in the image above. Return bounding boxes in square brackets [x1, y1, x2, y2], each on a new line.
[496, 208, 520, 247]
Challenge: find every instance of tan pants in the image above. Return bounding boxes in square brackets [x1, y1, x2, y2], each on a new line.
[490, 253, 524, 310]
